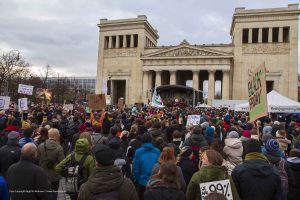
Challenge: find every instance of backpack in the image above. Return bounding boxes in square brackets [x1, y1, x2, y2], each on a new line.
[191, 145, 201, 166]
[65, 153, 88, 194]
[58, 120, 69, 139]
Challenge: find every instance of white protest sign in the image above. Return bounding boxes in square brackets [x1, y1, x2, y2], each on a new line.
[199, 179, 233, 200]
[18, 84, 34, 95]
[18, 98, 28, 112]
[102, 79, 108, 94]
[63, 104, 74, 111]
[0, 96, 10, 110]
[186, 115, 201, 126]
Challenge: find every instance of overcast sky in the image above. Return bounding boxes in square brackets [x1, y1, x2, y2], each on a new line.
[0, 0, 299, 77]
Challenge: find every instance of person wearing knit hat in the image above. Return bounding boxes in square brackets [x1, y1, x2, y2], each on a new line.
[232, 139, 282, 200]
[227, 131, 239, 139]
[224, 130, 243, 167]
[177, 146, 197, 187]
[262, 133, 273, 145]
[239, 130, 251, 147]
[0, 131, 21, 179]
[204, 127, 214, 146]
[265, 139, 279, 153]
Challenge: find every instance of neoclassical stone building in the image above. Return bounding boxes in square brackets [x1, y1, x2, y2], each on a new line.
[96, 4, 300, 105]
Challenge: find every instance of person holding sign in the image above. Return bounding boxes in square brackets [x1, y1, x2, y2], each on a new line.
[186, 149, 239, 200]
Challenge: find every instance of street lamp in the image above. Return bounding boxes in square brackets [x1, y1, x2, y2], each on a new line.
[108, 76, 113, 105]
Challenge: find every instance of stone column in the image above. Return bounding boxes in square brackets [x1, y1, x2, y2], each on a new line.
[208, 70, 215, 105]
[155, 71, 162, 87]
[130, 35, 134, 47]
[268, 27, 272, 43]
[278, 27, 283, 42]
[192, 70, 199, 90]
[143, 71, 149, 101]
[108, 36, 112, 48]
[116, 35, 119, 48]
[169, 70, 176, 85]
[248, 28, 252, 43]
[258, 28, 262, 43]
[222, 70, 230, 100]
[123, 35, 127, 48]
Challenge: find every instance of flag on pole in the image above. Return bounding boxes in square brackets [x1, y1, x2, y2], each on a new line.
[151, 87, 164, 108]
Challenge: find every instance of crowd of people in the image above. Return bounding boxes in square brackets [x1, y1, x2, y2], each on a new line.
[0, 103, 299, 200]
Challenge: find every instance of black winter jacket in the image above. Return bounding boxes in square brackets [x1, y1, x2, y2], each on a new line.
[286, 157, 300, 200]
[0, 142, 21, 179]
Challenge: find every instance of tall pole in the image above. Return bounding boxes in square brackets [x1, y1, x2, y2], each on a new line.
[57, 73, 60, 104]
[193, 89, 195, 107]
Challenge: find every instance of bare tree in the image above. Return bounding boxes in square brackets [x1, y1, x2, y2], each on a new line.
[39, 64, 55, 88]
[0, 50, 30, 95]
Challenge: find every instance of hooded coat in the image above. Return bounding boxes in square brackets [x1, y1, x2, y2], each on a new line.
[223, 138, 243, 166]
[78, 165, 138, 200]
[37, 139, 65, 182]
[55, 138, 95, 179]
[231, 153, 282, 200]
[133, 143, 160, 186]
[0, 141, 21, 179]
[183, 134, 208, 148]
[285, 157, 300, 200]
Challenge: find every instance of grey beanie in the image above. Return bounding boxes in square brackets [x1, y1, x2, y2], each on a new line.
[227, 131, 239, 139]
[8, 131, 19, 143]
[262, 133, 273, 144]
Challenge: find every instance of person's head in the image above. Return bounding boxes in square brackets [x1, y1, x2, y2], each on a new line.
[7, 131, 20, 145]
[276, 130, 286, 138]
[48, 128, 60, 142]
[172, 130, 182, 139]
[142, 133, 152, 143]
[179, 146, 193, 160]
[23, 128, 33, 138]
[79, 132, 92, 145]
[155, 161, 180, 189]
[152, 121, 161, 129]
[265, 139, 279, 154]
[93, 144, 115, 167]
[192, 127, 202, 135]
[202, 149, 223, 166]
[242, 130, 251, 139]
[245, 139, 261, 155]
[227, 131, 239, 139]
[251, 128, 258, 135]
[110, 126, 119, 136]
[262, 133, 273, 144]
[75, 138, 90, 154]
[39, 127, 49, 140]
[158, 147, 175, 164]
[21, 142, 37, 160]
[130, 124, 138, 134]
[108, 137, 121, 149]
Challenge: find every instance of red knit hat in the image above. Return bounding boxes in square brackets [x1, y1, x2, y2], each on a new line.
[242, 130, 251, 138]
[79, 124, 87, 132]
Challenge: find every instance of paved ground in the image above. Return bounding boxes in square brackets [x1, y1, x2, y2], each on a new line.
[57, 179, 71, 200]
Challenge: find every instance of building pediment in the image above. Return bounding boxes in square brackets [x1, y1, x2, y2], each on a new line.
[142, 44, 232, 59]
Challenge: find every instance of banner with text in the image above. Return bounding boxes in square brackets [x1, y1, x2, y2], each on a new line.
[186, 115, 201, 126]
[18, 98, 28, 112]
[199, 179, 233, 200]
[63, 104, 74, 111]
[248, 63, 268, 122]
[18, 84, 34, 95]
[87, 94, 107, 110]
[0, 96, 10, 110]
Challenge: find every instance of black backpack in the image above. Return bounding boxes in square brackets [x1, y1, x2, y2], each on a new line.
[64, 153, 88, 194]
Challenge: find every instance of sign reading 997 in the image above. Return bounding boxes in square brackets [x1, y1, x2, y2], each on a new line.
[199, 179, 233, 200]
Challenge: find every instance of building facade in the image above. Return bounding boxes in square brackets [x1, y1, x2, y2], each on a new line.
[96, 4, 300, 105]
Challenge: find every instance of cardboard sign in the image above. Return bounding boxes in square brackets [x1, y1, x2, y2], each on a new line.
[63, 104, 74, 111]
[248, 63, 268, 122]
[0, 96, 10, 110]
[87, 94, 106, 110]
[199, 179, 233, 200]
[118, 98, 124, 108]
[18, 84, 34, 95]
[18, 98, 28, 112]
[186, 115, 201, 126]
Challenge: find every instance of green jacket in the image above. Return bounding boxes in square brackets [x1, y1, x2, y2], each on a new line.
[55, 138, 95, 179]
[37, 139, 65, 182]
[186, 165, 240, 200]
[78, 165, 138, 200]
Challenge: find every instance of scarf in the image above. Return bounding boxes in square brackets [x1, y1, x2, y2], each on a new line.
[245, 152, 268, 162]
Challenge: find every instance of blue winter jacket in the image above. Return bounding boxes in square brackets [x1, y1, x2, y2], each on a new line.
[133, 143, 160, 186]
[0, 176, 9, 200]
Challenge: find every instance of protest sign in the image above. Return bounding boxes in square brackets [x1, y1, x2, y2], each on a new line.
[248, 63, 268, 122]
[86, 94, 106, 110]
[186, 115, 201, 126]
[18, 84, 34, 95]
[63, 104, 74, 111]
[85, 106, 91, 113]
[102, 79, 108, 94]
[0, 96, 10, 110]
[18, 98, 28, 112]
[36, 88, 53, 101]
[199, 179, 233, 200]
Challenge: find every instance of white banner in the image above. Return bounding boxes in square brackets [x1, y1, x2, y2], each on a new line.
[102, 79, 108, 94]
[199, 179, 233, 200]
[18, 98, 28, 112]
[0, 96, 10, 110]
[18, 84, 34, 95]
[63, 104, 74, 111]
[186, 115, 201, 126]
